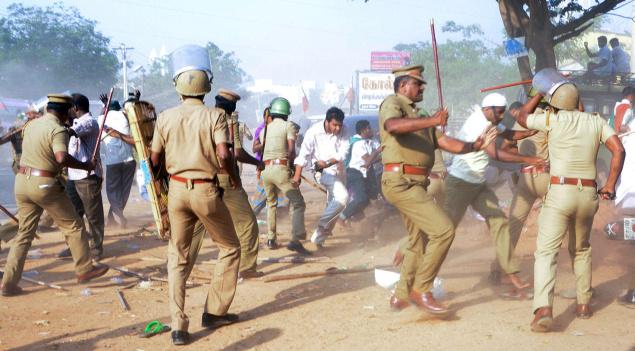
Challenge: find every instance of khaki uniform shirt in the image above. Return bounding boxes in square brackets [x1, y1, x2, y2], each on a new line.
[20, 113, 69, 173]
[151, 99, 228, 179]
[527, 110, 615, 179]
[379, 94, 441, 168]
[261, 118, 296, 161]
[513, 121, 549, 160]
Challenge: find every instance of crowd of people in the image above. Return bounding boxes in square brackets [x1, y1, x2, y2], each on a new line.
[0, 44, 632, 346]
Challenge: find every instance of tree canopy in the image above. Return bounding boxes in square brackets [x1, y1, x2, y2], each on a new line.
[0, 2, 119, 99]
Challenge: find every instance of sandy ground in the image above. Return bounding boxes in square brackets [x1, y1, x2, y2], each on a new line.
[1, 172, 635, 351]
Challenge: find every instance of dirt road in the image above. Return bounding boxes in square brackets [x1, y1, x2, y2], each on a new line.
[1, 178, 634, 351]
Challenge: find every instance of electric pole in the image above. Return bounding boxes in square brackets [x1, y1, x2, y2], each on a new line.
[114, 43, 134, 100]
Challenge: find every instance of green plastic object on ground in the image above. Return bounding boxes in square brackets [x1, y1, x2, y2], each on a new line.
[139, 320, 171, 338]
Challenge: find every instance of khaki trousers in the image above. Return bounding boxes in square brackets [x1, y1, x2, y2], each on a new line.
[167, 180, 240, 332]
[189, 175, 260, 273]
[533, 184, 598, 311]
[2, 174, 92, 287]
[382, 172, 455, 298]
[443, 175, 519, 274]
[262, 165, 306, 241]
[397, 177, 446, 253]
[508, 172, 550, 248]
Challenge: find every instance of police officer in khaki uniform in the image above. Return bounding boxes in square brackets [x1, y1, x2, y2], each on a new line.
[443, 93, 543, 296]
[150, 61, 241, 345]
[261, 97, 310, 255]
[187, 88, 264, 279]
[0, 107, 55, 231]
[506, 97, 551, 251]
[1, 94, 109, 296]
[380, 65, 497, 315]
[488, 99, 552, 285]
[516, 83, 625, 332]
[393, 113, 446, 265]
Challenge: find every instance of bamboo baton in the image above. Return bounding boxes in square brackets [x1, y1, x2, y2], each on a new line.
[92, 87, 115, 163]
[0, 203, 18, 223]
[430, 19, 446, 133]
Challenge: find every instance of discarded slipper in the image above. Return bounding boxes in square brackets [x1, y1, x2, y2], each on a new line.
[139, 320, 171, 338]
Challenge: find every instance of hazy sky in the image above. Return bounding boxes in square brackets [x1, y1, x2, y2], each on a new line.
[2, 0, 633, 85]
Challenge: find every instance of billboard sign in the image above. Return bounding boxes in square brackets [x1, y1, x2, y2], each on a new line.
[357, 72, 394, 112]
[370, 51, 411, 72]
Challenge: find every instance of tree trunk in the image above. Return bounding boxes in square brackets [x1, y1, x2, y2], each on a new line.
[525, 0, 558, 71]
[498, 0, 558, 80]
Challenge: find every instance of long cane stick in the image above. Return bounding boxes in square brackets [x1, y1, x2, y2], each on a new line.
[301, 174, 327, 194]
[92, 88, 115, 163]
[0, 204, 18, 223]
[0, 126, 24, 140]
[619, 130, 635, 138]
[430, 19, 445, 133]
[257, 115, 269, 180]
[0, 269, 67, 291]
[480, 79, 533, 93]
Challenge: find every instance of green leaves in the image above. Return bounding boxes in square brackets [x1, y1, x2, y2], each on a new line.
[0, 2, 118, 99]
[394, 22, 518, 117]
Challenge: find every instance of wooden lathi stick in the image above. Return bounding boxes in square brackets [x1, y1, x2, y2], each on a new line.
[92, 87, 115, 163]
[264, 266, 374, 283]
[430, 18, 446, 133]
[0, 204, 18, 223]
[258, 256, 332, 264]
[301, 175, 327, 194]
[0, 269, 67, 291]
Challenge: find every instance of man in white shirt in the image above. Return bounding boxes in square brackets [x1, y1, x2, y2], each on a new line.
[444, 93, 546, 296]
[98, 100, 136, 228]
[59, 93, 105, 259]
[610, 38, 631, 75]
[340, 119, 381, 224]
[294, 107, 349, 246]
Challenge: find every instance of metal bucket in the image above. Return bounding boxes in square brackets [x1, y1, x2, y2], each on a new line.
[170, 45, 212, 80]
[532, 68, 568, 98]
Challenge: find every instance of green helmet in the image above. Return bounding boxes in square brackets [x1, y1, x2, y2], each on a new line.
[269, 97, 291, 116]
[174, 70, 212, 97]
[549, 83, 579, 111]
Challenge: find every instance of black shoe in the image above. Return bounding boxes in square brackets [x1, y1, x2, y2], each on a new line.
[201, 312, 239, 329]
[266, 239, 278, 250]
[171, 330, 189, 346]
[57, 248, 72, 259]
[287, 240, 312, 256]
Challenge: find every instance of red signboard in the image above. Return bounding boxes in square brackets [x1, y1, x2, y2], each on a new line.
[370, 51, 411, 72]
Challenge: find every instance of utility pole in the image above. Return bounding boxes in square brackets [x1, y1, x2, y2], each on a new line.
[114, 43, 134, 100]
